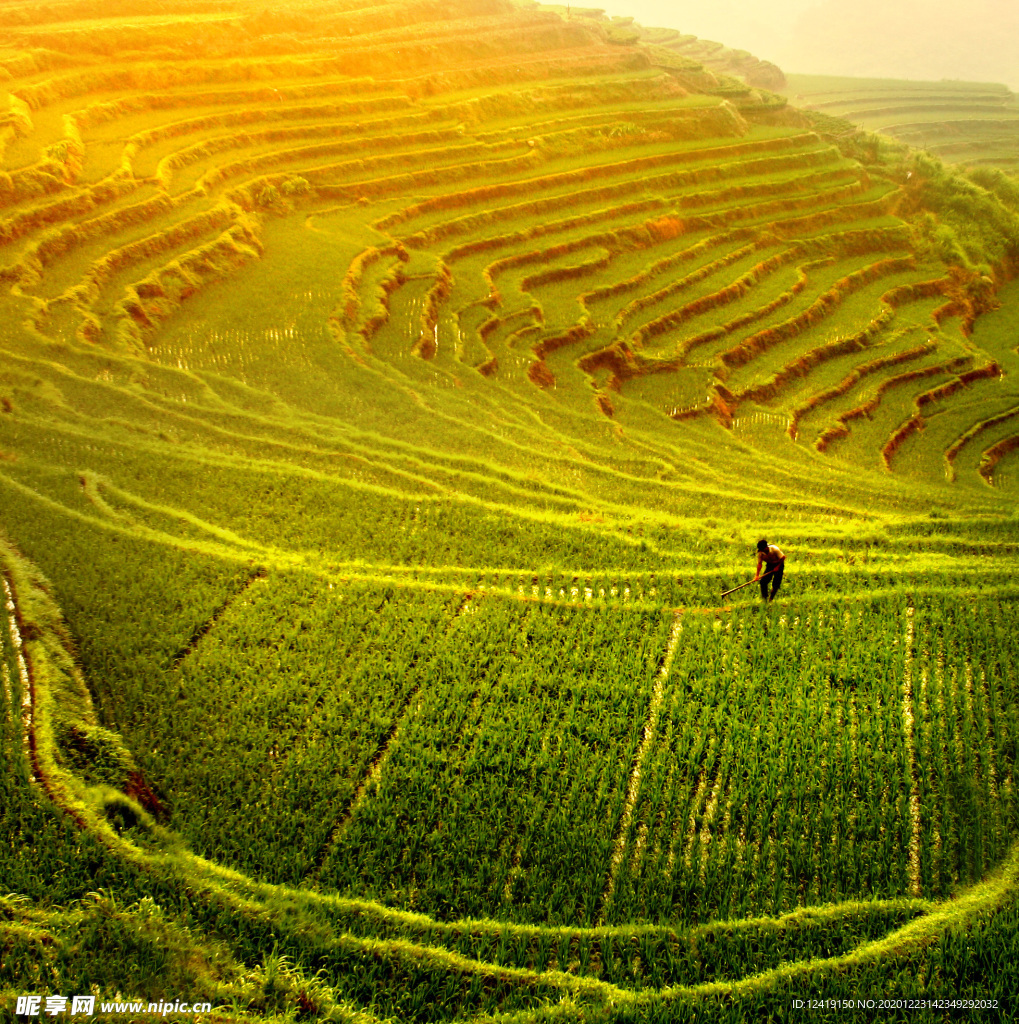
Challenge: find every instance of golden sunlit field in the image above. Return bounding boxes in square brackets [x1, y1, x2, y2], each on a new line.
[2, 1, 1019, 1021]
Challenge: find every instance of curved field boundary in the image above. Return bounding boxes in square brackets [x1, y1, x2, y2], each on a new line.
[85, 92, 414, 140]
[788, 339, 936, 440]
[791, 76, 1019, 174]
[404, 152, 851, 254]
[532, 322, 597, 362]
[716, 255, 916, 373]
[630, 248, 810, 350]
[758, 191, 900, 239]
[839, 102, 1019, 119]
[807, 96, 1013, 113]
[594, 224, 910, 324]
[121, 99, 431, 177]
[915, 361, 1003, 412]
[814, 357, 973, 454]
[979, 435, 1019, 484]
[477, 220, 673, 309]
[206, 121, 543, 189]
[216, 136, 530, 194]
[882, 362, 1003, 470]
[477, 305, 545, 349]
[374, 133, 829, 232]
[462, 200, 667, 294]
[77, 86, 410, 178]
[520, 251, 613, 293]
[14, 192, 180, 292]
[0, 177, 142, 248]
[690, 259, 834, 359]
[138, 99, 697, 192]
[312, 148, 544, 201]
[397, 43, 650, 99]
[66, 198, 235, 303]
[875, 116, 1019, 133]
[670, 169, 864, 222]
[287, 19, 601, 79]
[330, 38, 636, 96]
[488, 205, 868, 350]
[10, 464, 1019, 616]
[932, 136, 1019, 158]
[319, 9, 587, 52]
[721, 274, 962, 415]
[583, 228, 754, 310]
[332, 243, 411, 359]
[3, 6, 1018, 1007]
[0, 115, 84, 201]
[356, 260, 411, 350]
[8, 60, 391, 115]
[78, 471, 266, 553]
[945, 404, 1019, 482]
[732, 332, 877, 411]
[444, 73, 692, 127]
[447, 197, 667, 271]
[641, 188, 898, 257]
[413, 261, 454, 359]
[618, 237, 778, 326]
[467, 104, 707, 147]
[157, 122, 465, 191]
[111, 218, 264, 349]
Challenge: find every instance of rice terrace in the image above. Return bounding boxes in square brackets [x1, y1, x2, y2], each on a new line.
[2, 0, 1019, 1020]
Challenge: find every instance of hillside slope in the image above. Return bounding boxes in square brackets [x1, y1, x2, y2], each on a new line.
[1, 1, 1019, 1020]
[786, 74, 1019, 174]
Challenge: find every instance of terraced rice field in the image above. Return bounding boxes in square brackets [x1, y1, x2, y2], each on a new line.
[2, 1, 1019, 1021]
[786, 74, 1019, 173]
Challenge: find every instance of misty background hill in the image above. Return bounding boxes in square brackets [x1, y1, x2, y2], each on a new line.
[603, 0, 1019, 90]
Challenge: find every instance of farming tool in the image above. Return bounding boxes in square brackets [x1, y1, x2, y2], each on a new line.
[720, 566, 778, 598]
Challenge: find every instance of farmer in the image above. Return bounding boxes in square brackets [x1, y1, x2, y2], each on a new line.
[755, 539, 785, 602]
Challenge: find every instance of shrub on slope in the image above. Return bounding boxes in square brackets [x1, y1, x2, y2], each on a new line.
[899, 153, 1019, 272]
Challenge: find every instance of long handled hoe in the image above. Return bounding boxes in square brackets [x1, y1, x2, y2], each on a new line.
[720, 566, 778, 599]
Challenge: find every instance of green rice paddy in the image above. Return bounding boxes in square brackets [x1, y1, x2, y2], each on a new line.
[2, 1, 1019, 1021]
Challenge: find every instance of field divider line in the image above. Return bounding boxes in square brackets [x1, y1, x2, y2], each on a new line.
[503, 840, 525, 904]
[1, 662, 11, 726]
[308, 591, 475, 882]
[600, 611, 683, 919]
[698, 759, 726, 885]
[0, 595, 11, 725]
[171, 566, 268, 669]
[3, 574, 35, 783]
[902, 604, 922, 898]
[932, 641, 946, 889]
[308, 682, 423, 882]
[683, 746, 719, 872]
[977, 666, 998, 804]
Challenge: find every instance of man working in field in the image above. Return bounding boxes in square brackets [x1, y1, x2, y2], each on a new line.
[755, 539, 785, 602]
